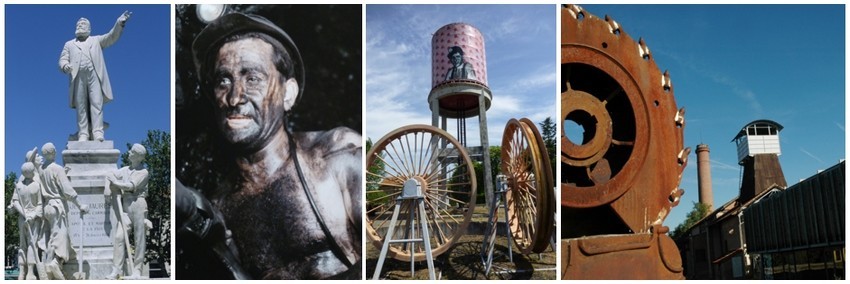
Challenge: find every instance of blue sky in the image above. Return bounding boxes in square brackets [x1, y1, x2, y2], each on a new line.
[4, 5, 171, 174]
[580, 5, 845, 228]
[365, 4, 557, 146]
[2, 4, 844, 236]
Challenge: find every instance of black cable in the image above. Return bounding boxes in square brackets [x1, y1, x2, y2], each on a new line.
[286, 122, 354, 269]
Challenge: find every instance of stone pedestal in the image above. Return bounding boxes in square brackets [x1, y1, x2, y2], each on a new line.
[60, 141, 148, 279]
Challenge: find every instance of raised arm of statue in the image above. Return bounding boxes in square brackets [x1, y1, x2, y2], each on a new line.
[100, 10, 132, 49]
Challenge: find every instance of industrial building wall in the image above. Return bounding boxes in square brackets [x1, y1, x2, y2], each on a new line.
[743, 161, 845, 279]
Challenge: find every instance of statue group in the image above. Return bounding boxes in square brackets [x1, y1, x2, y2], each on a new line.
[8, 143, 149, 280]
[7, 10, 152, 280]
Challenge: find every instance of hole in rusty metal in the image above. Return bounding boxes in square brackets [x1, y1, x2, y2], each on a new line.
[564, 110, 597, 145]
[577, 12, 585, 20]
[601, 42, 608, 49]
[562, 63, 636, 188]
[654, 100, 659, 107]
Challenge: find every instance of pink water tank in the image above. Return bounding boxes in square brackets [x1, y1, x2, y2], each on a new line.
[431, 23, 488, 88]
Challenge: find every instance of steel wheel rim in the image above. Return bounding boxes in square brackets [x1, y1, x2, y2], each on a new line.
[366, 124, 477, 261]
[560, 46, 650, 209]
[502, 118, 554, 254]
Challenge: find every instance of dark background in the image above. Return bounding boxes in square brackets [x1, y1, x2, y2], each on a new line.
[175, 4, 362, 193]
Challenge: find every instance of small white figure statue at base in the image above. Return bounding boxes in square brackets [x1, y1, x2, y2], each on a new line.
[40, 142, 89, 280]
[8, 162, 45, 280]
[105, 143, 150, 279]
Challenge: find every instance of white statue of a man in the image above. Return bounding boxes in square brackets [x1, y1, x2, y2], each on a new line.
[8, 162, 44, 280]
[58, 11, 131, 142]
[105, 143, 150, 279]
[40, 142, 88, 279]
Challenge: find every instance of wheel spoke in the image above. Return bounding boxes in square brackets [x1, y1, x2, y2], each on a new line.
[612, 139, 634, 146]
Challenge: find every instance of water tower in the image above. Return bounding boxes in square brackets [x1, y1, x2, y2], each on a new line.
[428, 23, 494, 204]
[732, 119, 787, 201]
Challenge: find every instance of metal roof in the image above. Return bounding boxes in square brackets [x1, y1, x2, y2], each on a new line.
[731, 119, 784, 141]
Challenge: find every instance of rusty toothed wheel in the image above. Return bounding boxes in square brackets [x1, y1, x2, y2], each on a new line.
[561, 5, 687, 232]
[366, 124, 477, 261]
[560, 5, 687, 279]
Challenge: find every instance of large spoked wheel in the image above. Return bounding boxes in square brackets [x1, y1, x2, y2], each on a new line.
[366, 124, 477, 261]
[502, 118, 555, 254]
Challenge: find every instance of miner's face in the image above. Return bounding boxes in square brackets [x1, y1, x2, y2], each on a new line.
[212, 37, 293, 149]
[450, 52, 463, 67]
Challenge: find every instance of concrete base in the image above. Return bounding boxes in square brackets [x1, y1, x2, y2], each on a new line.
[62, 258, 150, 280]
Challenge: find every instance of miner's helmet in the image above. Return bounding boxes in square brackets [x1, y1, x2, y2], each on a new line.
[192, 12, 306, 103]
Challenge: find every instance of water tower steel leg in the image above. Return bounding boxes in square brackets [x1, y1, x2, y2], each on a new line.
[441, 116, 448, 133]
[430, 100, 440, 127]
[479, 94, 494, 209]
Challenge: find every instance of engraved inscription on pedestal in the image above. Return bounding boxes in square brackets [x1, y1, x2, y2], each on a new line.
[68, 196, 110, 247]
[61, 140, 120, 279]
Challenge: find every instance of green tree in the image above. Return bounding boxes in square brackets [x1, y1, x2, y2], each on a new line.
[539, 117, 557, 176]
[119, 130, 171, 268]
[487, 146, 502, 207]
[365, 138, 389, 215]
[5, 172, 20, 267]
[449, 161, 485, 206]
[669, 202, 711, 240]
[489, 146, 501, 180]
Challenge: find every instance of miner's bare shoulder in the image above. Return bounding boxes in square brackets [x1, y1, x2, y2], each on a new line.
[294, 126, 362, 206]
[296, 127, 362, 162]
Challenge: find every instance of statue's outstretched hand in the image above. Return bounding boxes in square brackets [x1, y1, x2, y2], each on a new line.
[118, 11, 132, 26]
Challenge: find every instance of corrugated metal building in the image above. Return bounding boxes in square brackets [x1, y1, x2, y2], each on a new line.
[743, 161, 845, 279]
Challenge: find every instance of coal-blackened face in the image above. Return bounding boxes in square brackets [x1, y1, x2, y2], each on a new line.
[211, 38, 289, 150]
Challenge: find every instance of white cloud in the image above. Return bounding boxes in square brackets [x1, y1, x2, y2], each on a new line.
[664, 51, 764, 116]
[799, 148, 825, 164]
[710, 159, 740, 171]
